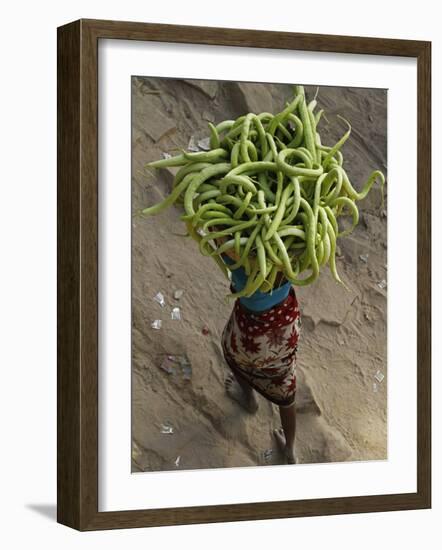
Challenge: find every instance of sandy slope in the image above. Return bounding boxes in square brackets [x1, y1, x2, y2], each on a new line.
[131, 77, 387, 472]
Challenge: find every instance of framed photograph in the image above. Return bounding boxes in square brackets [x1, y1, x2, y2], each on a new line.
[57, 19, 431, 530]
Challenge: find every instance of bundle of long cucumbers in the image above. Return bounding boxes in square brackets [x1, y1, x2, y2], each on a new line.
[142, 85, 385, 298]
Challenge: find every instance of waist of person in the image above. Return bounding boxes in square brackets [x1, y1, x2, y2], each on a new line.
[223, 254, 292, 312]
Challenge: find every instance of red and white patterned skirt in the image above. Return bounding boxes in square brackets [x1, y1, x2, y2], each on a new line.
[221, 287, 301, 407]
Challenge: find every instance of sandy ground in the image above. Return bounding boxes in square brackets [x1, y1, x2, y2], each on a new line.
[131, 77, 387, 472]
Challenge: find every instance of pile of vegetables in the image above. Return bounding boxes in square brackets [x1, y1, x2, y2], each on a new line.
[141, 85, 384, 298]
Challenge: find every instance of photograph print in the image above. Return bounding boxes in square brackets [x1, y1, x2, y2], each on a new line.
[130, 77, 387, 473]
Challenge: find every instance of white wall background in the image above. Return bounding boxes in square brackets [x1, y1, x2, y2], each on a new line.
[0, 1, 439, 548]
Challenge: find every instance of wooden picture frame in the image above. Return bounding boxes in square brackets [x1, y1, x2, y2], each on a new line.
[57, 18, 431, 531]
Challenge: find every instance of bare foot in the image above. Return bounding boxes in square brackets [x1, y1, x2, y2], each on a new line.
[225, 373, 258, 413]
[274, 428, 297, 464]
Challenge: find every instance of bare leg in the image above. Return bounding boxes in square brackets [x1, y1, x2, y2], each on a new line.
[225, 370, 258, 413]
[274, 404, 297, 464]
